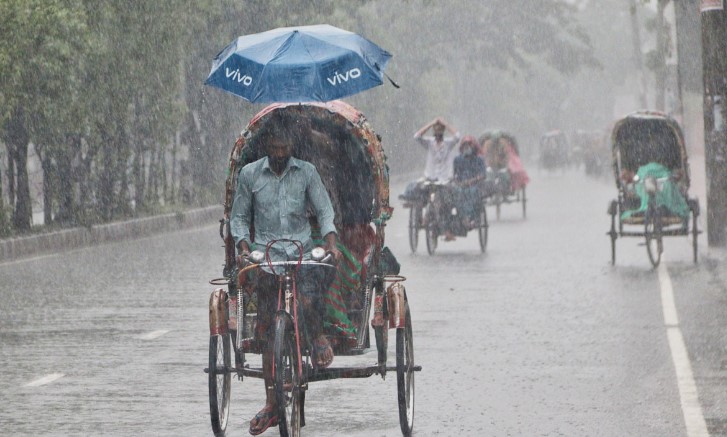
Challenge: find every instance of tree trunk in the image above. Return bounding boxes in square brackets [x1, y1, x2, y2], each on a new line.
[12, 141, 32, 231]
[3, 107, 32, 232]
[34, 143, 54, 226]
[6, 145, 16, 208]
[54, 134, 78, 225]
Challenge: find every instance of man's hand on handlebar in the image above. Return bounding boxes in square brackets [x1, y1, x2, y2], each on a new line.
[236, 241, 252, 266]
[324, 232, 343, 264]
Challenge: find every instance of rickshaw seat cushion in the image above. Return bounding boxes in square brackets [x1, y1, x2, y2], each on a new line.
[621, 214, 685, 226]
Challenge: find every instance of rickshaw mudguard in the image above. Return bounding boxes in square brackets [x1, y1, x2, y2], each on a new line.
[386, 282, 407, 329]
[209, 288, 228, 336]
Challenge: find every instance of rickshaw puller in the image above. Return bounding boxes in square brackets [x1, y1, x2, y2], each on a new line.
[230, 118, 342, 436]
[408, 117, 461, 240]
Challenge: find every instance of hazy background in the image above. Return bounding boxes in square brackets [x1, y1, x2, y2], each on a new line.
[0, 0, 697, 233]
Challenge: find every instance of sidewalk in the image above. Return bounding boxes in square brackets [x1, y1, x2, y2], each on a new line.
[0, 205, 221, 262]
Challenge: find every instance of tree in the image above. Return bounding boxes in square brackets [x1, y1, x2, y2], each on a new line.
[0, 0, 88, 231]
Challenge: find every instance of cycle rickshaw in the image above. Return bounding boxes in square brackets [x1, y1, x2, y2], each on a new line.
[538, 130, 570, 172]
[400, 178, 489, 255]
[206, 101, 420, 436]
[607, 111, 700, 267]
[479, 131, 528, 220]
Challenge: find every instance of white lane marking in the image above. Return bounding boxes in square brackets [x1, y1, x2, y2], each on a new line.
[658, 261, 709, 437]
[139, 329, 170, 340]
[25, 373, 64, 387]
[658, 262, 679, 327]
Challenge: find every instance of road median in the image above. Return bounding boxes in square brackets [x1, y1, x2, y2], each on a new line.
[0, 205, 221, 262]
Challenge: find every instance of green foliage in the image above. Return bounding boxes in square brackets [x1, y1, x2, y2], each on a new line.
[0, 0, 612, 236]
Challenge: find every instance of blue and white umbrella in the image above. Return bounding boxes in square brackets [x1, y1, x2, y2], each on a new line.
[204, 24, 394, 103]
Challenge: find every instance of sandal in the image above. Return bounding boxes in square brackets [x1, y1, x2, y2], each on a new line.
[249, 407, 278, 436]
[312, 336, 334, 369]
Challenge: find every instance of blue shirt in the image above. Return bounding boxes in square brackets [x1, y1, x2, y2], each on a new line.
[230, 156, 337, 261]
[453, 154, 486, 182]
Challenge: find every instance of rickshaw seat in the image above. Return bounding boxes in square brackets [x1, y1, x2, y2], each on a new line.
[621, 214, 685, 226]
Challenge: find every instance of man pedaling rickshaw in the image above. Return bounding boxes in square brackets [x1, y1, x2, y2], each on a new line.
[404, 117, 461, 240]
[229, 114, 344, 435]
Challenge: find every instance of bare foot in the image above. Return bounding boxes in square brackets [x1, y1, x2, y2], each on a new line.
[312, 334, 334, 368]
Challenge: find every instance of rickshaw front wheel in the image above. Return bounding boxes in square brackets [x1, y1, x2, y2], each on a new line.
[645, 210, 663, 268]
[274, 314, 303, 437]
[408, 205, 420, 253]
[208, 333, 231, 437]
[396, 302, 415, 437]
[690, 200, 699, 263]
[424, 205, 438, 256]
[478, 207, 488, 253]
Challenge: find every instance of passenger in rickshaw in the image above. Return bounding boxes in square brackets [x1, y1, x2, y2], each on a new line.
[619, 162, 689, 222]
[229, 114, 343, 435]
[479, 131, 530, 194]
[618, 131, 689, 222]
[452, 136, 487, 229]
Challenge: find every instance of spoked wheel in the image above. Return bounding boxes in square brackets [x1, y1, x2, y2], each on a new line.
[424, 203, 438, 255]
[478, 207, 488, 253]
[274, 314, 302, 437]
[521, 187, 527, 219]
[609, 219, 617, 266]
[645, 209, 663, 268]
[692, 207, 699, 264]
[397, 302, 415, 437]
[608, 204, 618, 265]
[408, 205, 421, 253]
[209, 333, 231, 437]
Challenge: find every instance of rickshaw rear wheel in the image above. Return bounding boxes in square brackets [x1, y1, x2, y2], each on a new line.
[208, 333, 231, 437]
[478, 207, 488, 253]
[691, 206, 699, 264]
[274, 314, 302, 437]
[521, 187, 527, 219]
[645, 210, 663, 268]
[408, 205, 420, 253]
[397, 302, 415, 437]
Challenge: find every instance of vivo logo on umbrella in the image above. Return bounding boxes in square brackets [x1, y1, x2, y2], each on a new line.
[225, 68, 253, 86]
[326, 68, 361, 86]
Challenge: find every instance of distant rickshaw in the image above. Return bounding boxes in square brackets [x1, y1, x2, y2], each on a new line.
[581, 130, 609, 178]
[607, 111, 700, 267]
[479, 131, 529, 220]
[538, 130, 570, 172]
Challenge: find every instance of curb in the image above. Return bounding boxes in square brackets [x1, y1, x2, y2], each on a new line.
[0, 205, 221, 262]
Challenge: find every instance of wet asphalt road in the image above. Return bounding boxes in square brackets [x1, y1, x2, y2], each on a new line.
[2, 167, 727, 437]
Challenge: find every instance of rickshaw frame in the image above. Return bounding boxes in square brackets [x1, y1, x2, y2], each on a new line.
[401, 179, 489, 255]
[205, 101, 420, 436]
[606, 111, 700, 267]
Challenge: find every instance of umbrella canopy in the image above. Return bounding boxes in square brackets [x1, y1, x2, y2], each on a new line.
[204, 24, 393, 103]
